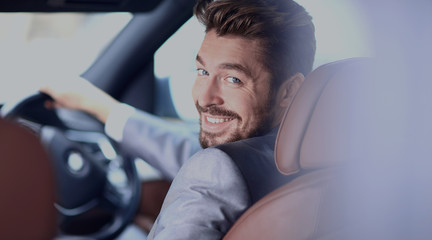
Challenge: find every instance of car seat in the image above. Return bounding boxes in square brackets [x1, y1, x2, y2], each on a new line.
[223, 58, 373, 239]
[0, 118, 57, 240]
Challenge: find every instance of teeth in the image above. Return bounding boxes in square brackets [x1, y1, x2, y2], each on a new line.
[206, 116, 233, 124]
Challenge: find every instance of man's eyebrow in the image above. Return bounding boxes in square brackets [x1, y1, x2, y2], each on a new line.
[196, 55, 205, 66]
[196, 54, 253, 78]
[220, 63, 253, 78]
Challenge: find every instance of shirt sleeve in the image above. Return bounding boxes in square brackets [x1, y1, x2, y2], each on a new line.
[147, 148, 250, 240]
[104, 103, 136, 142]
[113, 107, 202, 180]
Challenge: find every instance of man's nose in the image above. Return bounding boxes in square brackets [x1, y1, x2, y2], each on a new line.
[199, 76, 224, 107]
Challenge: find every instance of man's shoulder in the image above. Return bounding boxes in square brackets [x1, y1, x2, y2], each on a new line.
[183, 147, 239, 175]
[211, 128, 289, 203]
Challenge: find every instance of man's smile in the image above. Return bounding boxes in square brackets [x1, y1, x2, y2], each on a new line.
[206, 116, 234, 124]
[201, 113, 237, 133]
[195, 103, 241, 134]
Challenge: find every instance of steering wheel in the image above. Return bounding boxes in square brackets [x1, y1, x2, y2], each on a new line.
[1, 92, 141, 240]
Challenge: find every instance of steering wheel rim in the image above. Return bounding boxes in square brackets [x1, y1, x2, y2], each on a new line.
[1, 92, 141, 240]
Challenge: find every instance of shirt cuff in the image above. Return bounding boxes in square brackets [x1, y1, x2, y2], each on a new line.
[104, 103, 136, 142]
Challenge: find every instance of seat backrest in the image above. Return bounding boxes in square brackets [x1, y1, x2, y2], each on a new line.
[0, 118, 57, 240]
[223, 58, 373, 239]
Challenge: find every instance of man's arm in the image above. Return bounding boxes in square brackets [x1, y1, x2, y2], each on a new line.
[41, 77, 202, 179]
[40, 77, 118, 124]
[120, 110, 201, 180]
[147, 148, 250, 240]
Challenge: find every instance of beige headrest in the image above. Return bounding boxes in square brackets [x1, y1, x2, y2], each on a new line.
[275, 58, 373, 175]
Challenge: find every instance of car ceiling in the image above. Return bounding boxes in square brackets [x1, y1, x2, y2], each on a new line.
[0, 0, 163, 12]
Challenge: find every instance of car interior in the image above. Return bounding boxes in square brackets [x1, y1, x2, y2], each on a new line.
[0, 58, 371, 239]
[1, 0, 432, 239]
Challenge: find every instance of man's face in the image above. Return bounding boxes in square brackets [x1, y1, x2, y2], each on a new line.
[192, 30, 273, 148]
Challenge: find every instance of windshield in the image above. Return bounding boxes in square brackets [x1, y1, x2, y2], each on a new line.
[0, 12, 132, 104]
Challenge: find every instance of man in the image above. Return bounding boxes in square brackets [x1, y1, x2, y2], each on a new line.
[42, 0, 315, 238]
[146, 1, 315, 238]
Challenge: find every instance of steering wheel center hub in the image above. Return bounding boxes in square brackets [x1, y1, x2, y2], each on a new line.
[67, 151, 86, 173]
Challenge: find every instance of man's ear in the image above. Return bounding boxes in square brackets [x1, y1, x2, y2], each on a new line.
[276, 73, 305, 108]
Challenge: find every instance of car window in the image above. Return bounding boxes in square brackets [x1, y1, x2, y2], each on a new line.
[154, 17, 204, 122]
[0, 12, 132, 104]
[155, 0, 372, 121]
[296, 0, 372, 67]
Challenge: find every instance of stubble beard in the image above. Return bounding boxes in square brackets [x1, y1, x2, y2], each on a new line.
[197, 101, 273, 149]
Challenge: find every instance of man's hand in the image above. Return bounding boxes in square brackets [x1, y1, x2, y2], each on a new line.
[40, 77, 119, 124]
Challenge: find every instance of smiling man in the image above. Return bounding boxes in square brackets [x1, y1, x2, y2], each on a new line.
[41, 0, 315, 238]
[147, 0, 315, 239]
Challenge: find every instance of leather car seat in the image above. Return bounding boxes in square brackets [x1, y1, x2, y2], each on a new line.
[134, 179, 171, 233]
[0, 118, 57, 240]
[223, 58, 373, 239]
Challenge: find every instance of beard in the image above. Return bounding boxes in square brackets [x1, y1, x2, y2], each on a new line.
[196, 101, 273, 149]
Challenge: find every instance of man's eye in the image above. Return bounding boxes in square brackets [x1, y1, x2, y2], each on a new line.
[197, 69, 209, 76]
[226, 76, 242, 84]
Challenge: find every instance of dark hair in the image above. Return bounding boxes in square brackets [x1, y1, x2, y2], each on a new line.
[194, 0, 316, 92]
